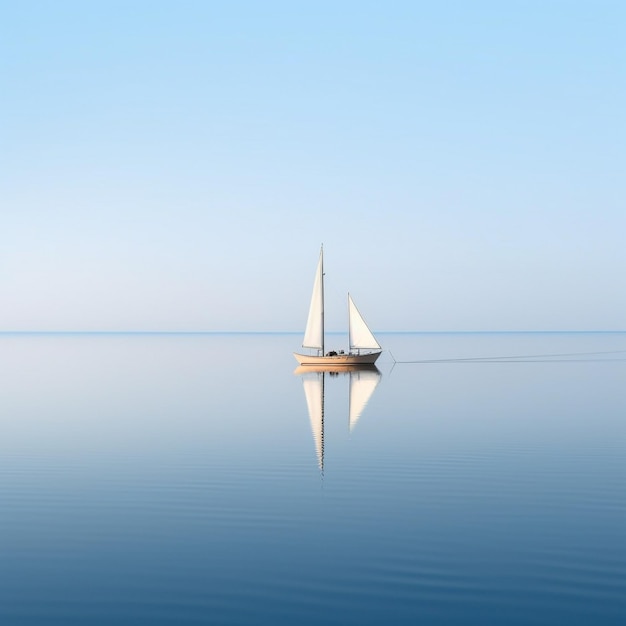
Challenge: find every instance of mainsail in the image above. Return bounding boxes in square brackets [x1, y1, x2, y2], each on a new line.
[302, 248, 324, 351]
[348, 294, 381, 351]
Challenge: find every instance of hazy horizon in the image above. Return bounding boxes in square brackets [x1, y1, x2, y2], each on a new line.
[3, 1, 624, 333]
[1, 329, 625, 336]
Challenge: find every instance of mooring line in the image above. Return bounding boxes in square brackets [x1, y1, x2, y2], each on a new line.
[393, 348, 626, 364]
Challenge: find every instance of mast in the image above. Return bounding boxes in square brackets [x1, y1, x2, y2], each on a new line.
[347, 291, 351, 353]
[320, 245, 324, 356]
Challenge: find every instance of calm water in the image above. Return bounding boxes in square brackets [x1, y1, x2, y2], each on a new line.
[1, 332, 624, 625]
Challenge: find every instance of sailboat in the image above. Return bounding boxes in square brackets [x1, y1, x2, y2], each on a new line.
[293, 247, 382, 366]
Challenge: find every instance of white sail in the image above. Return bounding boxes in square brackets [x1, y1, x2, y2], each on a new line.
[349, 368, 381, 431]
[348, 294, 381, 350]
[301, 373, 324, 470]
[302, 248, 324, 351]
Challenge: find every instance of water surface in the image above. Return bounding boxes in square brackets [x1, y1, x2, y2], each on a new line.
[1, 332, 624, 625]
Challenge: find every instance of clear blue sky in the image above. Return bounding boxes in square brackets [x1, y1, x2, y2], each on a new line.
[2, 1, 624, 331]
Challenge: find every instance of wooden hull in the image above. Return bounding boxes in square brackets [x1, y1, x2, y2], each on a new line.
[293, 351, 381, 366]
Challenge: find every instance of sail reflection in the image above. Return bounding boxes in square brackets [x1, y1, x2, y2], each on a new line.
[294, 365, 381, 471]
[300, 372, 325, 471]
[348, 367, 382, 431]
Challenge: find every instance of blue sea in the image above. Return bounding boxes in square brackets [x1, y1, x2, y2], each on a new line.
[1, 332, 624, 625]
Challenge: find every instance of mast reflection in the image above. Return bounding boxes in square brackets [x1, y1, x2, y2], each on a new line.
[294, 365, 381, 471]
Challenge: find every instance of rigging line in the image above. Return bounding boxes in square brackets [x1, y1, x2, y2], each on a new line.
[394, 348, 626, 364]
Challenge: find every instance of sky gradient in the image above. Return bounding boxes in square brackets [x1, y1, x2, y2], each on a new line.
[2, 1, 625, 331]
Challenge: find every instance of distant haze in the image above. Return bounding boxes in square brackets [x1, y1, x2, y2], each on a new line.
[2, 1, 624, 331]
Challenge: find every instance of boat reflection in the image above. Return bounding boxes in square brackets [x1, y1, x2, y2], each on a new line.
[294, 365, 381, 471]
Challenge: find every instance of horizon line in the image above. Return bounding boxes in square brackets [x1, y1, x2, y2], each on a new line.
[1, 330, 625, 336]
